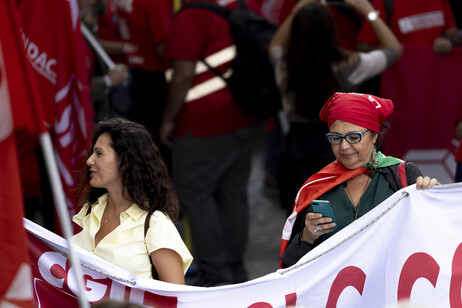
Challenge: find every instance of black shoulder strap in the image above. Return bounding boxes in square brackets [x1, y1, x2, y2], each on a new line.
[179, 1, 230, 18]
[237, 0, 248, 10]
[144, 210, 159, 280]
[383, 0, 393, 24]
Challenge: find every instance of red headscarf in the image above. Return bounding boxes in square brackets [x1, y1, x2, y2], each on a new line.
[319, 92, 394, 132]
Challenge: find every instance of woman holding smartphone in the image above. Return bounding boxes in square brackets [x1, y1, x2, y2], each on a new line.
[279, 92, 439, 268]
[269, 0, 404, 215]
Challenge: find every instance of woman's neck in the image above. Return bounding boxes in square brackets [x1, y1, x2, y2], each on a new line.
[106, 191, 133, 213]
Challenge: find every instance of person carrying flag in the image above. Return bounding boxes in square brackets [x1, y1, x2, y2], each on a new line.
[279, 92, 439, 268]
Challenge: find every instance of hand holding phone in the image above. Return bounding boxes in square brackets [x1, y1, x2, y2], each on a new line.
[311, 200, 337, 230]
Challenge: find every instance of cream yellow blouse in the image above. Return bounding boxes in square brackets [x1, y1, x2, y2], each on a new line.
[72, 194, 193, 278]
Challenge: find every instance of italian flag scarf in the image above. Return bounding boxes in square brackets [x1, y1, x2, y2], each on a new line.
[278, 152, 401, 268]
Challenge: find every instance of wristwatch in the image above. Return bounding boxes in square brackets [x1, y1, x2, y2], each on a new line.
[367, 10, 379, 22]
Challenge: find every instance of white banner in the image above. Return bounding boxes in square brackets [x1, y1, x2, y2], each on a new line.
[25, 183, 462, 307]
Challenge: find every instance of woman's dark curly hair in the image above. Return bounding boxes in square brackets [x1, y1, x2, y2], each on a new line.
[76, 118, 178, 221]
[285, 2, 347, 119]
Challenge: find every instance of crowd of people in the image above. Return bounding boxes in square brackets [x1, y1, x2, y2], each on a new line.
[26, 0, 462, 290]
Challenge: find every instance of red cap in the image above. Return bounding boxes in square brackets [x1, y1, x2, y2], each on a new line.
[319, 92, 394, 132]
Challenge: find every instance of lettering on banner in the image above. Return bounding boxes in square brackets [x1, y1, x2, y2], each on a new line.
[247, 292, 297, 307]
[398, 252, 439, 300]
[325, 242, 462, 305]
[326, 266, 366, 308]
[450, 243, 462, 307]
[36, 251, 178, 306]
[21, 32, 57, 84]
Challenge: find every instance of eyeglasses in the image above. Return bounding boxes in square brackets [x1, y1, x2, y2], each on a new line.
[326, 129, 370, 145]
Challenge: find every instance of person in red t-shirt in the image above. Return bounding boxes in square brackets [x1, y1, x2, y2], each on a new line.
[117, 0, 173, 167]
[160, 0, 261, 287]
[357, 0, 461, 54]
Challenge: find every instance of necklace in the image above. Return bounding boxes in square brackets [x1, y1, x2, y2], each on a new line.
[345, 176, 371, 220]
[102, 208, 119, 224]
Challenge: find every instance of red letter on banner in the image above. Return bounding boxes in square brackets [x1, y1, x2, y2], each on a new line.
[248, 303, 272, 308]
[397, 252, 439, 300]
[285, 292, 297, 306]
[326, 266, 366, 308]
[450, 242, 462, 307]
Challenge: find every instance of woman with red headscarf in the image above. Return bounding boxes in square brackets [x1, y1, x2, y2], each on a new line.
[279, 92, 439, 268]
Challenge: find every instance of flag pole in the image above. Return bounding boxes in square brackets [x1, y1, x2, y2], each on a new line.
[39, 132, 90, 308]
[80, 23, 116, 70]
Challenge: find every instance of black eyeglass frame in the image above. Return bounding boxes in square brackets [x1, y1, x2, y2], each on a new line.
[326, 129, 370, 145]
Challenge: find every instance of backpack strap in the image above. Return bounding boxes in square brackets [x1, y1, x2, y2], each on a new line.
[383, 0, 393, 24]
[144, 210, 159, 280]
[179, 1, 230, 18]
[237, 0, 248, 10]
[397, 161, 408, 188]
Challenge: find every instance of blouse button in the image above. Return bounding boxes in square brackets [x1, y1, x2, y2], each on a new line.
[121, 213, 125, 218]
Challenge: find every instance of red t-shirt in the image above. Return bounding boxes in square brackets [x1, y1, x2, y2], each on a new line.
[118, 0, 172, 72]
[357, 0, 456, 46]
[164, 0, 257, 137]
[97, 3, 129, 65]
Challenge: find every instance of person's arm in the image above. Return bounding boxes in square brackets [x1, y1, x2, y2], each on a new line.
[100, 39, 138, 56]
[346, 0, 403, 57]
[456, 121, 462, 139]
[268, 0, 317, 54]
[404, 162, 440, 190]
[433, 27, 462, 54]
[159, 59, 196, 148]
[150, 248, 185, 284]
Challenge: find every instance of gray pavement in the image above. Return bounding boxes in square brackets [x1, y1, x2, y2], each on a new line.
[245, 142, 287, 280]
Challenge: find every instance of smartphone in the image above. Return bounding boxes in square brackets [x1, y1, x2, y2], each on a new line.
[311, 200, 337, 229]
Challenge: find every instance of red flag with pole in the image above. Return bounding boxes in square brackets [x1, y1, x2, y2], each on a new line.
[0, 0, 47, 306]
[17, 0, 93, 230]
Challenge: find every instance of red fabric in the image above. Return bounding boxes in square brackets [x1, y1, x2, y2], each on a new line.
[17, 0, 93, 226]
[277, 0, 298, 24]
[380, 46, 462, 159]
[357, 0, 457, 46]
[2, 0, 47, 200]
[0, 136, 33, 308]
[278, 162, 369, 268]
[118, 0, 172, 71]
[97, 3, 129, 65]
[398, 162, 407, 187]
[319, 92, 394, 132]
[328, 6, 362, 50]
[165, 0, 257, 137]
[0, 0, 37, 305]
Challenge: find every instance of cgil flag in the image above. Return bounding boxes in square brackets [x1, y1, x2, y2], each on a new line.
[0, 0, 47, 306]
[17, 0, 94, 227]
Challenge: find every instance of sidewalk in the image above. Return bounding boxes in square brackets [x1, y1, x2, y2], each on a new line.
[245, 142, 287, 280]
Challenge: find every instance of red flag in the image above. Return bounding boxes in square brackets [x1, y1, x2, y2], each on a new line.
[0, 0, 41, 306]
[17, 0, 94, 225]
